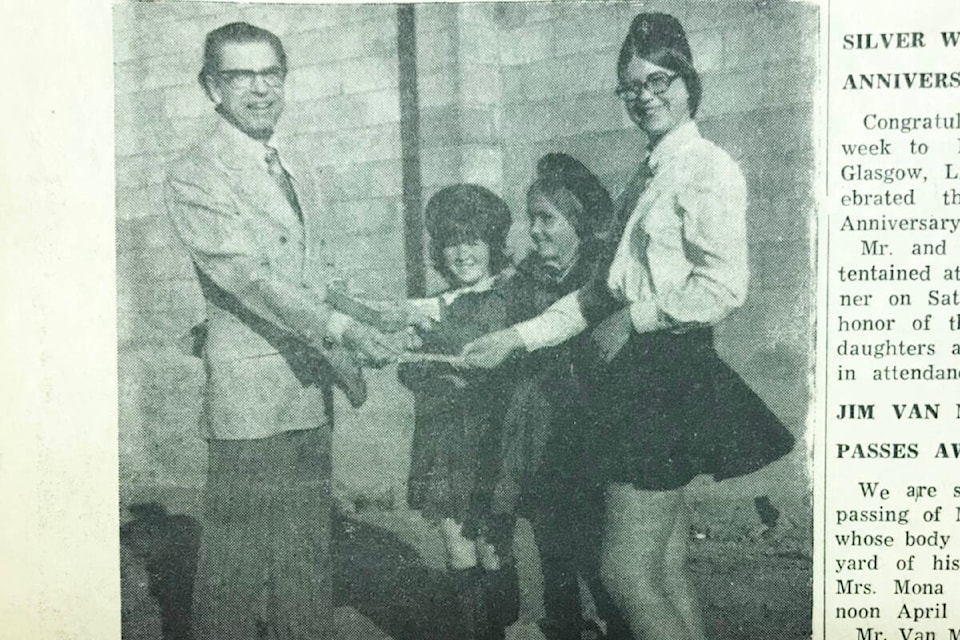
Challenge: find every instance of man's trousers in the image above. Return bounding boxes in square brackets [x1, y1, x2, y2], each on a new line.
[192, 428, 331, 640]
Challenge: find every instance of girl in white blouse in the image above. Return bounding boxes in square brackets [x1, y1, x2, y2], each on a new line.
[462, 12, 794, 640]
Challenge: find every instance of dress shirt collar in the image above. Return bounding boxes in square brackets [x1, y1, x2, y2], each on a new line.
[647, 120, 701, 173]
[213, 114, 281, 170]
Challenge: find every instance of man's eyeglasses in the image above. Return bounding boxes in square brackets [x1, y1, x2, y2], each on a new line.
[614, 73, 679, 101]
[216, 67, 286, 90]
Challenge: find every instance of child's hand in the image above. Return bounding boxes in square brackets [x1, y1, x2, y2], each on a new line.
[403, 302, 436, 332]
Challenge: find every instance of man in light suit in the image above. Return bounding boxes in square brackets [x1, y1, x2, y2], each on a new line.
[164, 22, 401, 640]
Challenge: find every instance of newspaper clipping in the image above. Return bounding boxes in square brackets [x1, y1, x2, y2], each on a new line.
[825, 2, 959, 640]
[0, 1, 957, 639]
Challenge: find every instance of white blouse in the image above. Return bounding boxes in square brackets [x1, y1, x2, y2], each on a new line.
[515, 121, 749, 352]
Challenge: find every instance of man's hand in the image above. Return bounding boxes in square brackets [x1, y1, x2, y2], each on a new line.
[460, 328, 524, 369]
[342, 321, 404, 368]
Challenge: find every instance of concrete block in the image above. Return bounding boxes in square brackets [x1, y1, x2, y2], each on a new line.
[499, 2, 553, 27]
[120, 245, 197, 284]
[459, 3, 496, 26]
[326, 230, 407, 290]
[499, 24, 553, 66]
[115, 156, 159, 193]
[114, 60, 144, 96]
[680, 1, 759, 31]
[460, 145, 504, 188]
[119, 298, 204, 349]
[115, 115, 159, 163]
[342, 57, 399, 94]
[360, 16, 398, 59]
[140, 54, 198, 92]
[749, 241, 811, 299]
[521, 50, 617, 102]
[458, 63, 502, 107]
[699, 105, 815, 167]
[416, 29, 456, 75]
[162, 84, 211, 120]
[287, 92, 401, 135]
[761, 60, 816, 108]
[746, 193, 814, 245]
[116, 184, 166, 221]
[354, 89, 403, 128]
[237, 5, 318, 36]
[761, 10, 819, 64]
[518, 58, 565, 103]
[459, 21, 499, 64]
[127, 17, 211, 61]
[420, 147, 463, 189]
[329, 196, 404, 238]
[285, 28, 361, 67]
[502, 92, 623, 143]
[323, 124, 403, 165]
[414, 3, 456, 35]
[124, 1, 231, 27]
[500, 66, 527, 105]
[118, 215, 178, 252]
[418, 106, 461, 149]
[697, 67, 765, 118]
[459, 107, 501, 145]
[729, 287, 811, 352]
[287, 64, 343, 102]
[688, 27, 723, 73]
[417, 72, 457, 109]
[120, 347, 207, 480]
[744, 160, 811, 205]
[552, 9, 623, 57]
[269, 4, 356, 33]
[329, 161, 404, 201]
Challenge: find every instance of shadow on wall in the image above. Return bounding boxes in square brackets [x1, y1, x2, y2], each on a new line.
[121, 503, 201, 640]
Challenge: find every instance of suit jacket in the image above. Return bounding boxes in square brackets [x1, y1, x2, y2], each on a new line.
[165, 118, 345, 440]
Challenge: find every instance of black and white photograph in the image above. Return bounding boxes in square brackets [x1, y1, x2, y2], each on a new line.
[113, 2, 816, 639]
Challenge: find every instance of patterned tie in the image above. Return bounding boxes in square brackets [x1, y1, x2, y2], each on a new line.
[264, 146, 304, 223]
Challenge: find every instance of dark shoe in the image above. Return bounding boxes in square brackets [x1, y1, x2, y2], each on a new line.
[452, 567, 484, 640]
[536, 618, 579, 640]
[482, 564, 520, 631]
[536, 617, 607, 640]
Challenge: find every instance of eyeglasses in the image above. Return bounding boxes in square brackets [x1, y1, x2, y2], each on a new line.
[614, 73, 679, 100]
[215, 67, 286, 90]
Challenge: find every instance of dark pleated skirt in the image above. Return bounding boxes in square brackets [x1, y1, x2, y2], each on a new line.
[577, 328, 795, 491]
[192, 429, 332, 640]
[405, 384, 511, 545]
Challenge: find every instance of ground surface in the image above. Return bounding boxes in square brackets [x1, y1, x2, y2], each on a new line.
[121, 502, 811, 640]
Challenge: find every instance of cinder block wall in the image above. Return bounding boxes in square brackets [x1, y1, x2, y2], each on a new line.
[117, 1, 815, 537]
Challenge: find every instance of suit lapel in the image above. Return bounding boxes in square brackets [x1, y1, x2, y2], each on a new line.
[277, 143, 333, 287]
[212, 121, 304, 234]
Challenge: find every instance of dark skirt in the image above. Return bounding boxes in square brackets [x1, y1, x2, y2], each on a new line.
[577, 327, 795, 491]
[401, 288, 513, 545]
[404, 381, 504, 525]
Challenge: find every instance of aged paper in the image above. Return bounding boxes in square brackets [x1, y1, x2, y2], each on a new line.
[0, 0, 956, 639]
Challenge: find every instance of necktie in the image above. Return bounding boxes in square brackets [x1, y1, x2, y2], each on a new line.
[610, 157, 653, 241]
[578, 157, 653, 326]
[265, 146, 304, 223]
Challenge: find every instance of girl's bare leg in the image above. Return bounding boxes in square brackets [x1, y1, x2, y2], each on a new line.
[600, 483, 690, 640]
[664, 491, 706, 640]
[442, 518, 478, 570]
